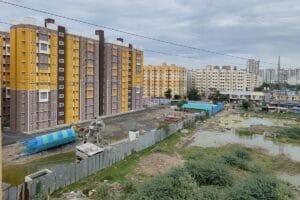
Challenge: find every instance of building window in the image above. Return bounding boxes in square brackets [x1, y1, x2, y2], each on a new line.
[59, 59, 64, 63]
[136, 87, 140, 94]
[59, 76, 64, 81]
[59, 85, 64, 89]
[38, 41, 50, 54]
[59, 102, 64, 108]
[59, 41, 64, 46]
[59, 67, 64, 72]
[59, 111, 64, 116]
[40, 43, 47, 51]
[39, 90, 49, 102]
[59, 49, 64, 54]
[58, 32, 65, 37]
[59, 94, 64, 98]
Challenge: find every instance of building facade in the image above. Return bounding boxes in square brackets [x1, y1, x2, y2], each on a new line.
[3, 18, 144, 133]
[143, 63, 187, 98]
[10, 24, 59, 132]
[186, 69, 193, 93]
[193, 65, 257, 95]
[0, 31, 10, 127]
[246, 59, 260, 75]
[102, 39, 143, 115]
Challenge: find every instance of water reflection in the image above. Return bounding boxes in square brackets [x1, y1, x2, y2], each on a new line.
[191, 129, 300, 162]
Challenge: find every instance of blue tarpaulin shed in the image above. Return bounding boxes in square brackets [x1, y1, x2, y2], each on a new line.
[182, 102, 223, 115]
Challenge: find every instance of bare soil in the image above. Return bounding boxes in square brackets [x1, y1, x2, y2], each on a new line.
[137, 153, 184, 176]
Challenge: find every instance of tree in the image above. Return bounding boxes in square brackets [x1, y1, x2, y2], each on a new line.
[188, 88, 201, 101]
[164, 88, 172, 99]
[174, 94, 181, 99]
[209, 91, 229, 104]
[241, 100, 251, 110]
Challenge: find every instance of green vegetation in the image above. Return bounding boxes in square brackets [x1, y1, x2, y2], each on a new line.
[164, 88, 172, 99]
[174, 94, 181, 99]
[228, 174, 292, 200]
[52, 132, 183, 197]
[278, 127, 300, 140]
[208, 90, 229, 104]
[53, 142, 299, 199]
[236, 126, 300, 145]
[188, 88, 202, 101]
[127, 147, 292, 200]
[186, 160, 233, 186]
[253, 111, 300, 121]
[241, 100, 251, 110]
[51, 116, 299, 200]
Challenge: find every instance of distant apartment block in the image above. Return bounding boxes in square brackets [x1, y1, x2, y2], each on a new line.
[193, 65, 257, 94]
[5, 18, 143, 133]
[246, 59, 260, 75]
[0, 31, 10, 127]
[186, 69, 193, 93]
[143, 63, 187, 98]
[258, 68, 300, 85]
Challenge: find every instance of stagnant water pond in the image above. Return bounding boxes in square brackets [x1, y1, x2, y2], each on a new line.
[191, 129, 300, 162]
[192, 114, 300, 188]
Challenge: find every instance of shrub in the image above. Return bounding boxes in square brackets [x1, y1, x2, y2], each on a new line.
[93, 184, 111, 199]
[129, 171, 201, 200]
[186, 160, 233, 186]
[123, 180, 137, 194]
[234, 148, 251, 160]
[227, 174, 292, 200]
[278, 127, 300, 140]
[198, 186, 223, 200]
[222, 154, 249, 171]
[187, 150, 204, 161]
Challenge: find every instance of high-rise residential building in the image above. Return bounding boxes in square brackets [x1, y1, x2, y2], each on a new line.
[101, 38, 143, 115]
[0, 31, 10, 127]
[193, 65, 257, 94]
[186, 69, 193, 93]
[79, 36, 99, 121]
[2, 18, 144, 133]
[246, 59, 260, 75]
[143, 63, 187, 98]
[10, 23, 59, 133]
[264, 69, 276, 83]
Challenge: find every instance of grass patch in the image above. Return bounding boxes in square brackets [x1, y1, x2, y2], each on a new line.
[52, 131, 182, 197]
[276, 127, 300, 144]
[51, 122, 299, 199]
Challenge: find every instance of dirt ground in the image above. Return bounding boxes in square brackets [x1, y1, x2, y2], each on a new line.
[3, 106, 192, 165]
[137, 153, 185, 176]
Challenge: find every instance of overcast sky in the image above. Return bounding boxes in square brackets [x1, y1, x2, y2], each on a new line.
[1, 0, 300, 69]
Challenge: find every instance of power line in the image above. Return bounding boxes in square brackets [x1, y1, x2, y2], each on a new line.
[0, 20, 245, 67]
[0, 0, 280, 66]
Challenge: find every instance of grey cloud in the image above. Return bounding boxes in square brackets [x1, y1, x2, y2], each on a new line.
[0, 0, 299, 69]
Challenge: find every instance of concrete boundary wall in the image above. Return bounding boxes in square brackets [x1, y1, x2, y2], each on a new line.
[2, 116, 195, 200]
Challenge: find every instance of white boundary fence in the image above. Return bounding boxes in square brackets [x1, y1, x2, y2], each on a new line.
[2, 116, 195, 200]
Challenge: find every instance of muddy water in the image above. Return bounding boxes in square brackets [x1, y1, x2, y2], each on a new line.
[191, 130, 300, 162]
[193, 113, 300, 187]
[2, 151, 76, 186]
